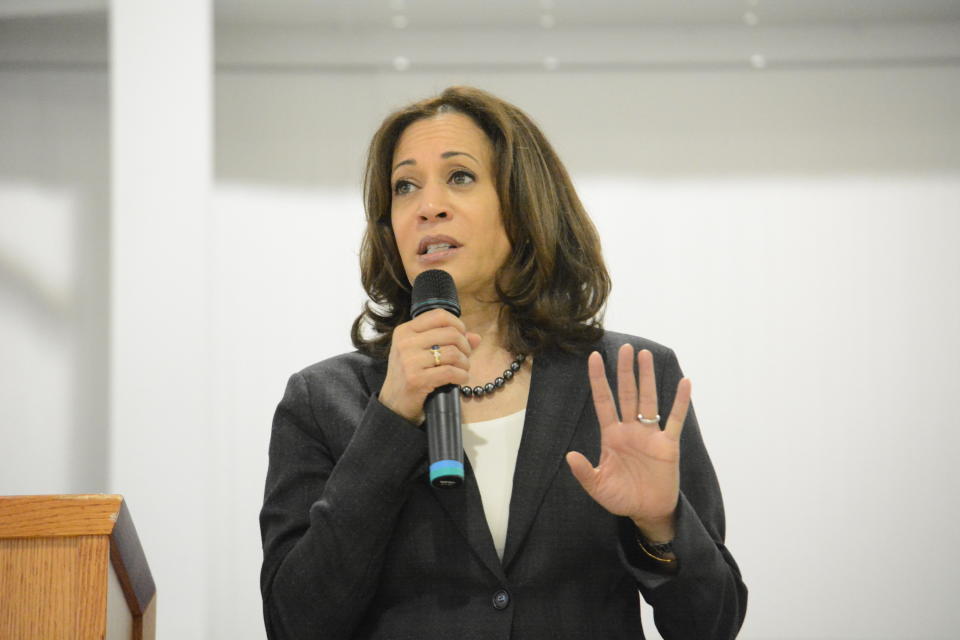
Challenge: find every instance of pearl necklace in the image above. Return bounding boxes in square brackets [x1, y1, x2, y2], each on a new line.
[460, 354, 526, 398]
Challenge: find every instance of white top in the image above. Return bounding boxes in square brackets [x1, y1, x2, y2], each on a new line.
[461, 408, 527, 560]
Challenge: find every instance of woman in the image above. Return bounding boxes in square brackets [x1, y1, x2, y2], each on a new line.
[260, 86, 746, 639]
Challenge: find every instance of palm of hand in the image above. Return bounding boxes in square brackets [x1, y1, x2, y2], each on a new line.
[566, 345, 691, 528]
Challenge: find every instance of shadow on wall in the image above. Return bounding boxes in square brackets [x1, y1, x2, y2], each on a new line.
[0, 63, 110, 494]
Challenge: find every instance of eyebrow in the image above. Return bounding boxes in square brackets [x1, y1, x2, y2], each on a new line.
[392, 151, 479, 173]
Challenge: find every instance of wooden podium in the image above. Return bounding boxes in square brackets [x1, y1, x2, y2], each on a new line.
[0, 495, 156, 640]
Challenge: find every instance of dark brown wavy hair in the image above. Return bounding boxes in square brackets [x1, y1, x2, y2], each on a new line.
[351, 86, 611, 359]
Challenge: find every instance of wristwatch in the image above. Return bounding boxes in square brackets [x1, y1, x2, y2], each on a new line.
[635, 531, 675, 561]
[642, 539, 674, 558]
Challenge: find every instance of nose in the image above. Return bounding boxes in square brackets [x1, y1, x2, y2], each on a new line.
[416, 184, 450, 223]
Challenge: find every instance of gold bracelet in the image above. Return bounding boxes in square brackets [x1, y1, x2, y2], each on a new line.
[635, 533, 676, 564]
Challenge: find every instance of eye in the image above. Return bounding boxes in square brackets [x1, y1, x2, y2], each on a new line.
[450, 170, 475, 186]
[393, 179, 415, 196]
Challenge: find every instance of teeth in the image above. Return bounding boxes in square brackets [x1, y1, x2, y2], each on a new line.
[425, 243, 454, 254]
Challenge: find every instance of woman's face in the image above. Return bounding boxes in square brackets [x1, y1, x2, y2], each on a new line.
[390, 112, 511, 301]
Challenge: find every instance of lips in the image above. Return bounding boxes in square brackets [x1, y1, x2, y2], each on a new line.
[417, 246, 460, 264]
[417, 234, 462, 256]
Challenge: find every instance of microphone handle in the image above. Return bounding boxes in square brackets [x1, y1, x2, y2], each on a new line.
[425, 384, 463, 488]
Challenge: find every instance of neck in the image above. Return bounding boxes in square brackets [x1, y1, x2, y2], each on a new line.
[457, 291, 533, 397]
[459, 294, 508, 356]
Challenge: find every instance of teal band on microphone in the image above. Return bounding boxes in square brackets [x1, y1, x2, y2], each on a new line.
[430, 460, 464, 484]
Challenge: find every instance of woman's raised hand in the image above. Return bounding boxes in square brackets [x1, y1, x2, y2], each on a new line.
[566, 344, 692, 542]
[379, 308, 482, 424]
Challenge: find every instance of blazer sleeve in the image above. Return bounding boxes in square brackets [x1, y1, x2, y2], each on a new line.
[617, 347, 748, 639]
[259, 370, 428, 640]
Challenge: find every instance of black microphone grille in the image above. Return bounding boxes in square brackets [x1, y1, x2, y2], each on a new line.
[411, 269, 461, 318]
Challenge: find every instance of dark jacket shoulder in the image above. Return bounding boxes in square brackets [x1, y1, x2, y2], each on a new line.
[594, 331, 685, 397]
[294, 350, 386, 399]
[599, 330, 673, 357]
[277, 351, 390, 455]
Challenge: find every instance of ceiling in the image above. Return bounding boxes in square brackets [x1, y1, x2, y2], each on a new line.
[2, 0, 960, 28]
[214, 0, 960, 28]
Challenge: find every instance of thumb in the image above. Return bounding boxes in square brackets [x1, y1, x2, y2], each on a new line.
[566, 451, 598, 495]
[466, 332, 482, 350]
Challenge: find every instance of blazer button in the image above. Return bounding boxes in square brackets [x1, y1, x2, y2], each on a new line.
[492, 589, 510, 610]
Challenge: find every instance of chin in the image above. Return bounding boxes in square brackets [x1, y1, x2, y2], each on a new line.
[412, 263, 455, 278]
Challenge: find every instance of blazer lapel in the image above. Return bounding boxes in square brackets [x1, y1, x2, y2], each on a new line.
[501, 346, 590, 571]
[362, 354, 507, 582]
[360, 355, 388, 398]
[430, 458, 507, 582]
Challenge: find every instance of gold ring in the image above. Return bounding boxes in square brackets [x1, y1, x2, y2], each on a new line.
[430, 345, 442, 367]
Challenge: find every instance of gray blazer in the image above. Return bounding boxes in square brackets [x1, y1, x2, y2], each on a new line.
[260, 331, 747, 639]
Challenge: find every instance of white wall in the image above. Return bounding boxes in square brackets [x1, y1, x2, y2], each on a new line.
[2, 10, 960, 639]
[0, 62, 110, 494]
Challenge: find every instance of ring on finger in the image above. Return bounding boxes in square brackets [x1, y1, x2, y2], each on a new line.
[430, 344, 442, 367]
[637, 413, 661, 425]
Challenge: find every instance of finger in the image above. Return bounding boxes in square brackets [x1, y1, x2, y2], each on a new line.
[409, 308, 467, 335]
[637, 349, 659, 425]
[616, 344, 637, 424]
[588, 351, 619, 427]
[466, 332, 482, 350]
[565, 451, 598, 496]
[425, 345, 470, 371]
[416, 327, 472, 357]
[664, 378, 691, 441]
[422, 364, 470, 390]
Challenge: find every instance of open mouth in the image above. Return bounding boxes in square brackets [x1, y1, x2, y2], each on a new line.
[417, 236, 462, 256]
[421, 242, 458, 255]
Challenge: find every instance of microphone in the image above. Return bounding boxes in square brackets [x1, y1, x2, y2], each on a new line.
[411, 269, 464, 489]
